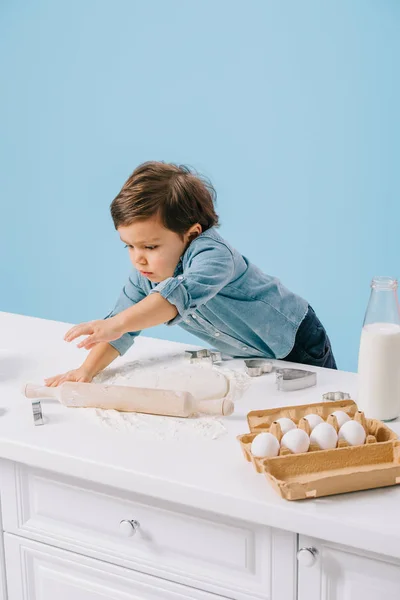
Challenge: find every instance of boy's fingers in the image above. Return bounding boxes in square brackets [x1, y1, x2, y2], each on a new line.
[81, 341, 97, 351]
[77, 335, 95, 349]
[65, 323, 93, 342]
[85, 343, 97, 350]
[65, 327, 82, 342]
[64, 325, 79, 340]
[47, 371, 72, 387]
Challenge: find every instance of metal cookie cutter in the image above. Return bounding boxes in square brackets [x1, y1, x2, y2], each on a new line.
[32, 400, 44, 426]
[185, 349, 222, 364]
[276, 368, 317, 392]
[244, 359, 274, 377]
[322, 391, 351, 402]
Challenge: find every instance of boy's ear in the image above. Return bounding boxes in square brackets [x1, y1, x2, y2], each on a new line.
[186, 223, 202, 242]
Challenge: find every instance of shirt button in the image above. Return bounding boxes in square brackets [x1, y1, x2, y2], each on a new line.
[178, 275, 184, 280]
[192, 314, 197, 319]
[214, 332, 220, 337]
[242, 346, 248, 351]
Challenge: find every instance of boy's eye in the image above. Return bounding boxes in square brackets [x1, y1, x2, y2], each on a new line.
[123, 244, 158, 250]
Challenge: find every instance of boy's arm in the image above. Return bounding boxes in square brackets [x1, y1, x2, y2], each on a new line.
[115, 293, 177, 331]
[65, 293, 177, 350]
[118, 243, 234, 331]
[65, 243, 234, 350]
[81, 342, 120, 377]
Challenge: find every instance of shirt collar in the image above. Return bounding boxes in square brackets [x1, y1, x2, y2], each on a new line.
[173, 256, 183, 278]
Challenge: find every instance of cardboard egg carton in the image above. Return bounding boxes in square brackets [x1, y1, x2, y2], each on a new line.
[237, 399, 400, 500]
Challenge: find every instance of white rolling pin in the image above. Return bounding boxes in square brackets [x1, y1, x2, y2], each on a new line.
[22, 381, 234, 418]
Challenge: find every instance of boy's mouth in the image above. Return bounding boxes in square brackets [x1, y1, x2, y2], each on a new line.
[140, 270, 153, 277]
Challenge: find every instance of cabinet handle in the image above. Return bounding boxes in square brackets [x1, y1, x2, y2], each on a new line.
[297, 547, 318, 567]
[119, 519, 140, 537]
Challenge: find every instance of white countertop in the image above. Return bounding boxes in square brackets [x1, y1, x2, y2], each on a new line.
[1, 311, 399, 560]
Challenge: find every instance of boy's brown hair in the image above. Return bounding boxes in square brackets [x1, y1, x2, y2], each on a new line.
[110, 161, 219, 235]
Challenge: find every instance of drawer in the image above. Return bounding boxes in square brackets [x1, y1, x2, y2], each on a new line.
[0, 462, 288, 600]
[4, 533, 227, 600]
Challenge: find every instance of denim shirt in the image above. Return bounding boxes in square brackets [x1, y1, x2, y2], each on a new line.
[105, 227, 308, 359]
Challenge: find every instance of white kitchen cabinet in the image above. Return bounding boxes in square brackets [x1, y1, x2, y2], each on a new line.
[0, 461, 297, 600]
[297, 534, 400, 600]
[4, 533, 228, 600]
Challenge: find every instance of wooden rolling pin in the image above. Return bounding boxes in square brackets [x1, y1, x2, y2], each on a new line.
[22, 382, 234, 418]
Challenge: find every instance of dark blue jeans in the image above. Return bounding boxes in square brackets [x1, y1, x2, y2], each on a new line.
[283, 306, 337, 370]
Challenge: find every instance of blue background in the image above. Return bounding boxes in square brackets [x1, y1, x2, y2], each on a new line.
[1, 0, 399, 372]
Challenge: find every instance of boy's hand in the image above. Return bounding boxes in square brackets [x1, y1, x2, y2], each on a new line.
[45, 366, 94, 387]
[64, 318, 123, 350]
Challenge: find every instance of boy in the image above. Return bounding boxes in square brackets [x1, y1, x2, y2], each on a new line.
[46, 162, 336, 387]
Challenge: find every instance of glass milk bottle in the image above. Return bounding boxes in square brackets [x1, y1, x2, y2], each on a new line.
[357, 276, 400, 421]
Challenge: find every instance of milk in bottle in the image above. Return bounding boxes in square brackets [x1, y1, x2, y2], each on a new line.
[357, 277, 400, 421]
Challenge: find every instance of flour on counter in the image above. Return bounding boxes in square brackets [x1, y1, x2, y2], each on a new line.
[80, 407, 228, 440]
[82, 357, 249, 440]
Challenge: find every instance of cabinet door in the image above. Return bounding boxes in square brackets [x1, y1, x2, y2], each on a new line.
[298, 535, 400, 600]
[4, 533, 227, 600]
[0, 538, 6, 600]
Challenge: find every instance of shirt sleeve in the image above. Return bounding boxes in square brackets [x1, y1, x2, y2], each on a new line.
[149, 242, 235, 325]
[104, 272, 146, 355]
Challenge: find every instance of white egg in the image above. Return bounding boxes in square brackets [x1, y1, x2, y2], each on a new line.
[276, 417, 297, 435]
[304, 413, 324, 431]
[338, 420, 366, 446]
[281, 428, 310, 454]
[331, 410, 351, 428]
[251, 432, 280, 458]
[310, 422, 338, 450]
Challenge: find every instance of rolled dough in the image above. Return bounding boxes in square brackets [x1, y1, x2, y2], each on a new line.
[109, 364, 230, 402]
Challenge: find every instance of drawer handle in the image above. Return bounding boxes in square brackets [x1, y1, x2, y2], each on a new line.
[297, 547, 318, 567]
[119, 519, 140, 537]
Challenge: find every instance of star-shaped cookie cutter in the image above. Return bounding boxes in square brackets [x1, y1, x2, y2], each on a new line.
[184, 349, 222, 364]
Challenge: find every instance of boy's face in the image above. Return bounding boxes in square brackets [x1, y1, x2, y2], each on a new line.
[118, 216, 201, 283]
